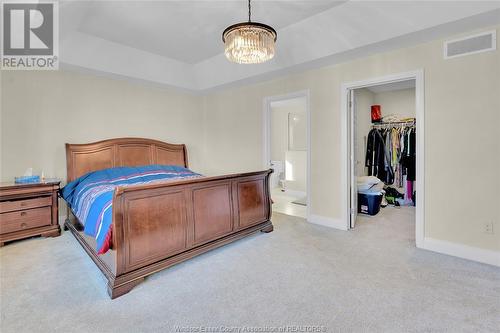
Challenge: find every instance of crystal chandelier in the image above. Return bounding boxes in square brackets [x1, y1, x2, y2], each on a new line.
[222, 0, 277, 64]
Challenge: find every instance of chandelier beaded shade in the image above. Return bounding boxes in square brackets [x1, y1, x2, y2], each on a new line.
[222, 0, 277, 64]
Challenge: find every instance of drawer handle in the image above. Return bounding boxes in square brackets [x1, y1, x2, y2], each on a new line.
[21, 223, 27, 229]
[20, 202, 27, 206]
[20, 212, 27, 216]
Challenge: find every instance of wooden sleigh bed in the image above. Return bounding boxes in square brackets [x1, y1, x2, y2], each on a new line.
[63, 138, 273, 299]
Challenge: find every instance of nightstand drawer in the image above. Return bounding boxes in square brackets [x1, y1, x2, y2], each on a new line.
[0, 196, 52, 214]
[0, 207, 52, 235]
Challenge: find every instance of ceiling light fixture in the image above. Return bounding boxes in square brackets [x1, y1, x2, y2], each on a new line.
[222, 0, 277, 64]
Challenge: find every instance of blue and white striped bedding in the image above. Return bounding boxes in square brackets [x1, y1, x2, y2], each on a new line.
[61, 165, 201, 254]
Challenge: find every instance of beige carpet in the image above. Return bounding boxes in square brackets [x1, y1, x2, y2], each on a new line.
[1, 208, 499, 332]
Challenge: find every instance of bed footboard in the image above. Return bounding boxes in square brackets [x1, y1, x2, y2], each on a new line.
[107, 170, 273, 298]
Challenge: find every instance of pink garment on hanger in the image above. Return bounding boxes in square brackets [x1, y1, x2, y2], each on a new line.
[406, 180, 413, 201]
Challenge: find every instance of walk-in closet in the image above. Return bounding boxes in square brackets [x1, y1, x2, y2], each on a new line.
[350, 79, 417, 233]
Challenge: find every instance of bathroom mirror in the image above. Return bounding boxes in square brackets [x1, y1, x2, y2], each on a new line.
[288, 112, 307, 151]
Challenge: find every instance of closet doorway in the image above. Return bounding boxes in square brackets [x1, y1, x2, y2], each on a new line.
[341, 71, 424, 247]
[263, 91, 310, 219]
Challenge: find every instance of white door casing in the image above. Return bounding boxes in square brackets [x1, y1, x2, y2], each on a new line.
[349, 89, 358, 228]
[340, 70, 424, 247]
[263, 90, 311, 219]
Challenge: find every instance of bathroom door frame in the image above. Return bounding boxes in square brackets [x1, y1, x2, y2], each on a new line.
[263, 90, 311, 219]
[340, 70, 425, 248]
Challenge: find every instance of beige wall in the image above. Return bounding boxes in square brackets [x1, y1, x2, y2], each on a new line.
[202, 26, 500, 252]
[374, 88, 416, 119]
[0, 70, 204, 182]
[0, 70, 3, 181]
[353, 88, 374, 177]
[1, 26, 499, 254]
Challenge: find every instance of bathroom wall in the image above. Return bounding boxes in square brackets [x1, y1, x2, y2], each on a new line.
[270, 98, 307, 193]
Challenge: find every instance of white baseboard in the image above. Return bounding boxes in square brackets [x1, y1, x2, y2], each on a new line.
[421, 237, 500, 267]
[308, 214, 348, 231]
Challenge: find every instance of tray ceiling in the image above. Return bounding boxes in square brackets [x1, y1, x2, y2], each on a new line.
[58, 1, 500, 92]
[69, 1, 343, 64]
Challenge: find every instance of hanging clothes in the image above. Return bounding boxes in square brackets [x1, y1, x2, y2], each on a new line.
[391, 128, 402, 187]
[365, 128, 394, 184]
[406, 180, 413, 201]
[365, 128, 384, 178]
[400, 127, 416, 181]
[365, 121, 415, 202]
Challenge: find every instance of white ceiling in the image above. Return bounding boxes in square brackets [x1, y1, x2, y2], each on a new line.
[69, 1, 343, 64]
[367, 80, 416, 94]
[58, 1, 500, 92]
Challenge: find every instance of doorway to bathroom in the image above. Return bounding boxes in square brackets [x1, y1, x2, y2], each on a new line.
[263, 91, 310, 219]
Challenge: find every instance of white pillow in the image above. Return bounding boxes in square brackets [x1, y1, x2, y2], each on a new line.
[357, 176, 380, 186]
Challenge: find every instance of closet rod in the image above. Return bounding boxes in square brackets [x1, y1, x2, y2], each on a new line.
[371, 120, 416, 128]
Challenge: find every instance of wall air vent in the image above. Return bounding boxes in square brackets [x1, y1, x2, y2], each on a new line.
[444, 30, 496, 59]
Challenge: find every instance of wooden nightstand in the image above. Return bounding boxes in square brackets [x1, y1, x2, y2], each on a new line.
[0, 180, 61, 246]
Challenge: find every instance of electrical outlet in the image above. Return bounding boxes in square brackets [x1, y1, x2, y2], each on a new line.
[484, 221, 494, 234]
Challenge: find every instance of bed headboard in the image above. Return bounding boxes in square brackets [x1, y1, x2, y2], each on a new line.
[65, 138, 188, 182]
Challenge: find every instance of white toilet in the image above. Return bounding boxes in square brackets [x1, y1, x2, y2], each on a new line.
[270, 160, 285, 190]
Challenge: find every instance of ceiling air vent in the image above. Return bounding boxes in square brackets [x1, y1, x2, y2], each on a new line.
[444, 30, 496, 59]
